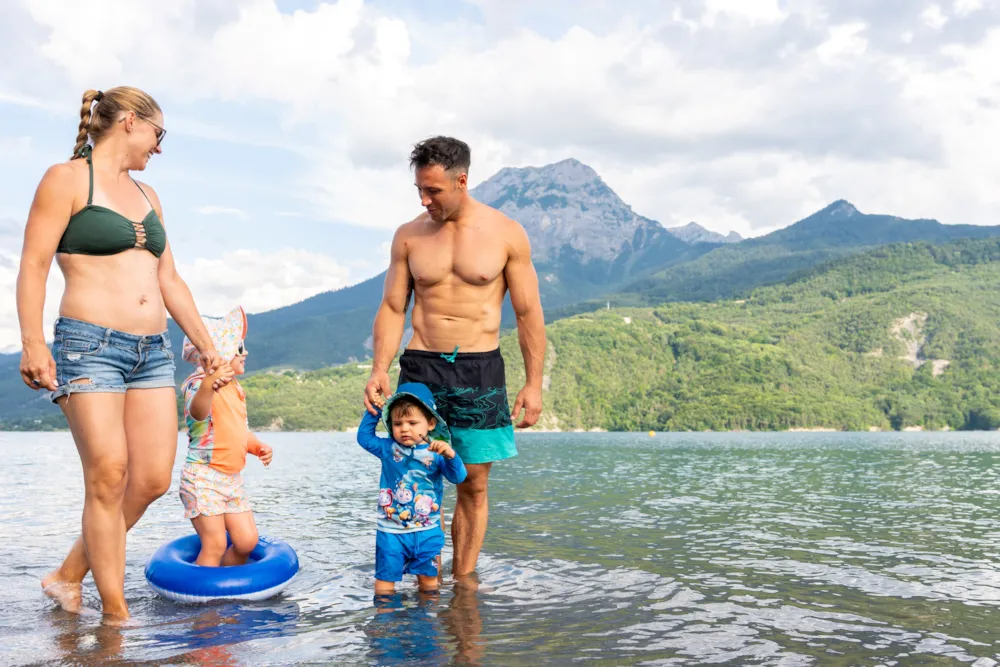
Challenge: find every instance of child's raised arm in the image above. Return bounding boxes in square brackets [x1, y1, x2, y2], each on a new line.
[187, 364, 234, 421]
[188, 378, 213, 422]
[357, 409, 392, 458]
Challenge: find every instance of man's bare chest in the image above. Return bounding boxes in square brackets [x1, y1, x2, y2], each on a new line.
[407, 233, 507, 288]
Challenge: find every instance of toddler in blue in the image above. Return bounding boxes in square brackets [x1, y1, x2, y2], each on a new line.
[358, 382, 468, 593]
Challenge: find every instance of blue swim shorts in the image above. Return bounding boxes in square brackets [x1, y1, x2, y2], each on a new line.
[49, 316, 176, 403]
[375, 529, 445, 582]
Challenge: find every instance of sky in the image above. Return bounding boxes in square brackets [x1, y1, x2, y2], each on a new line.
[2, 0, 1000, 350]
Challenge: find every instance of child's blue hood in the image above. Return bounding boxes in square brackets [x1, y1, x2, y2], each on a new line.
[382, 382, 451, 446]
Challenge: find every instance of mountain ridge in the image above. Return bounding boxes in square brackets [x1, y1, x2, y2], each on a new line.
[130, 237, 1000, 433]
[667, 221, 742, 244]
[2, 156, 997, 427]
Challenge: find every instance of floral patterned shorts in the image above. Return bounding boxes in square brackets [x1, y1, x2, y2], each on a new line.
[179, 462, 251, 519]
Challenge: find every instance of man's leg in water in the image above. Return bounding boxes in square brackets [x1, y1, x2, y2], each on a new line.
[451, 462, 492, 578]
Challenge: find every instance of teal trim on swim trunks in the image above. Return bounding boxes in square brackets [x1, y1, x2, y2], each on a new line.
[450, 425, 517, 465]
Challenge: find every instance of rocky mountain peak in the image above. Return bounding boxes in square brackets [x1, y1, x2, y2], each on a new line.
[823, 200, 860, 218]
[667, 222, 743, 245]
[470, 159, 653, 262]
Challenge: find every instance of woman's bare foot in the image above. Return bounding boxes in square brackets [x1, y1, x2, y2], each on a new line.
[41, 570, 83, 614]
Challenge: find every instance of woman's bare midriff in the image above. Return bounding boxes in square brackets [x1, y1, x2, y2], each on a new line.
[56, 250, 167, 335]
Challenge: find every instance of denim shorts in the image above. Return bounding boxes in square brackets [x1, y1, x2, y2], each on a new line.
[49, 316, 176, 402]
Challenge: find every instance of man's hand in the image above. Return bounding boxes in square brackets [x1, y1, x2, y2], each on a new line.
[427, 439, 457, 459]
[256, 443, 273, 467]
[364, 369, 392, 416]
[510, 384, 543, 429]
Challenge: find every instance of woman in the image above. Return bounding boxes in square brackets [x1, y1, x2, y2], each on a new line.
[16, 86, 226, 621]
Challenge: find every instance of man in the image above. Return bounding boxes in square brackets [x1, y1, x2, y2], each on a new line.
[364, 136, 546, 580]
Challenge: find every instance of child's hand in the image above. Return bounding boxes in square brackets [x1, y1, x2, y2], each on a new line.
[372, 392, 386, 409]
[427, 439, 456, 459]
[257, 443, 273, 467]
[209, 363, 235, 390]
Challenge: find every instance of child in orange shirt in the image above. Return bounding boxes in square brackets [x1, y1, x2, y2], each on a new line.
[178, 305, 273, 566]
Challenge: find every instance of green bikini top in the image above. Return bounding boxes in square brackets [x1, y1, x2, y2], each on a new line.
[56, 146, 166, 258]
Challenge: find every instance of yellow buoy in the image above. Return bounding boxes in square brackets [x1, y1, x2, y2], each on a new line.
[648, 430, 655, 437]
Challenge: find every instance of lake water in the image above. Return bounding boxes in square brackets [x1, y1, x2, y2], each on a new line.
[3, 431, 1000, 666]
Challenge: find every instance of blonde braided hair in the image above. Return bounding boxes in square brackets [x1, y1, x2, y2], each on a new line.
[70, 86, 162, 160]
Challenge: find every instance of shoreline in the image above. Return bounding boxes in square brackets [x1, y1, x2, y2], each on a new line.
[1, 426, 993, 434]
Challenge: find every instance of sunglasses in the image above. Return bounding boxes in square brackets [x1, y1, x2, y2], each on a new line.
[238, 342, 248, 356]
[144, 118, 167, 147]
[119, 114, 166, 147]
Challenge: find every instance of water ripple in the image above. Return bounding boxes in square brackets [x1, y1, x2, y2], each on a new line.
[4, 431, 1000, 665]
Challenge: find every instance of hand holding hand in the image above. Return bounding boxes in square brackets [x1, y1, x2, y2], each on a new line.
[208, 363, 235, 390]
[364, 370, 391, 415]
[200, 347, 222, 374]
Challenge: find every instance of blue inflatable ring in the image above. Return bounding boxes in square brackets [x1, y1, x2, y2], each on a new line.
[144, 534, 299, 603]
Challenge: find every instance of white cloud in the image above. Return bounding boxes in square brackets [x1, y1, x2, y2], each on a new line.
[702, 0, 789, 26]
[954, 0, 984, 16]
[817, 22, 869, 63]
[0, 218, 64, 351]
[4, 0, 1000, 241]
[921, 4, 949, 30]
[0, 211, 351, 347]
[196, 205, 249, 220]
[0, 91, 48, 109]
[175, 248, 353, 317]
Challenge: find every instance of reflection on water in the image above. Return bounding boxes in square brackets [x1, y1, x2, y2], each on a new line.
[3, 431, 1000, 665]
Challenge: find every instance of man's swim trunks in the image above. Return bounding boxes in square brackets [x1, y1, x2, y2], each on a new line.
[397, 348, 517, 465]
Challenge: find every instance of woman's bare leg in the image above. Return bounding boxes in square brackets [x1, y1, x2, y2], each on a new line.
[51, 392, 130, 619]
[42, 388, 177, 613]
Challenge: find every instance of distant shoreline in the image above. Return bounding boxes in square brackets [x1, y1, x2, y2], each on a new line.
[3, 427, 995, 434]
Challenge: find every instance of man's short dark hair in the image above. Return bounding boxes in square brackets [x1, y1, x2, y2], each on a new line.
[409, 136, 471, 175]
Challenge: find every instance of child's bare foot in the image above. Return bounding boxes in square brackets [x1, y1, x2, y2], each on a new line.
[417, 574, 440, 593]
[41, 571, 83, 614]
[374, 579, 396, 596]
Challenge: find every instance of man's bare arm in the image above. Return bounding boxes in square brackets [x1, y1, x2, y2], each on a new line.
[373, 225, 412, 373]
[365, 224, 412, 414]
[505, 221, 546, 427]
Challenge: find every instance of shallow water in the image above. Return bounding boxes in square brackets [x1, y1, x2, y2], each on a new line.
[3, 431, 1000, 665]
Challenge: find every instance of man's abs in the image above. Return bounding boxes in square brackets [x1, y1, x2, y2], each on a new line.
[408, 280, 506, 353]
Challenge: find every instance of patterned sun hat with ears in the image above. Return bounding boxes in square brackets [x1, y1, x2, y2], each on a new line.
[181, 305, 247, 366]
